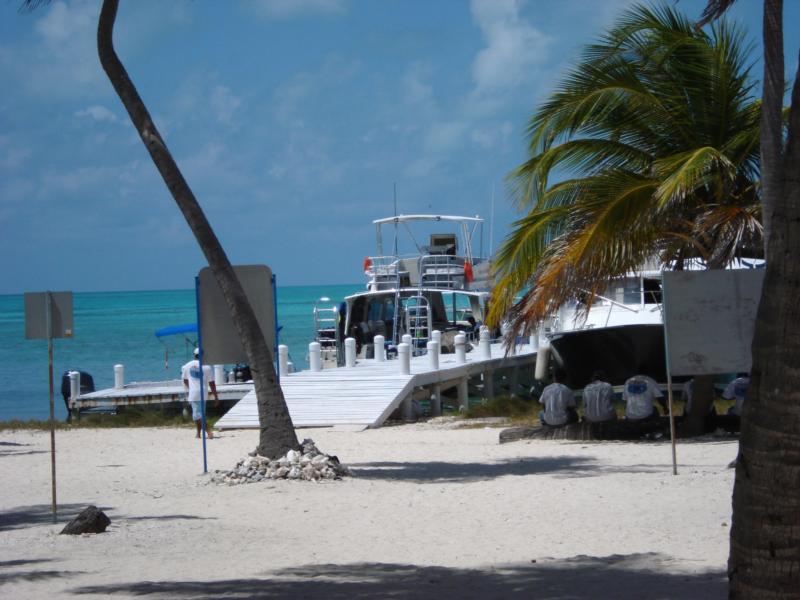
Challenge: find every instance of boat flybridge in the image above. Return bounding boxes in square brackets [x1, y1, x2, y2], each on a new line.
[314, 214, 494, 366]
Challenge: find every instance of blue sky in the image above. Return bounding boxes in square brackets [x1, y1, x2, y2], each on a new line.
[1, 0, 797, 294]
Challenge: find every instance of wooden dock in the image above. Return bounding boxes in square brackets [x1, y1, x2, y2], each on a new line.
[216, 342, 537, 429]
[72, 380, 253, 412]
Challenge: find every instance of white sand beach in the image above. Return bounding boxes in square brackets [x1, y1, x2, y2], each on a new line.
[0, 423, 737, 599]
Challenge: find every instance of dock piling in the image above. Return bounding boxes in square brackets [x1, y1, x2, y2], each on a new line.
[431, 330, 442, 356]
[398, 343, 411, 375]
[431, 383, 442, 416]
[374, 335, 385, 361]
[427, 340, 439, 370]
[455, 334, 466, 363]
[345, 337, 356, 368]
[458, 377, 469, 412]
[278, 345, 289, 376]
[309, 342, 322, 372]
[114, 364, 124, 389]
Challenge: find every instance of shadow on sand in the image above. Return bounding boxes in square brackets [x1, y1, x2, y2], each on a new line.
[0, 558, 85, 585]
[347, 455, 672, 483]
[0, 503, 99, 532]
[69, 553, 725, 599]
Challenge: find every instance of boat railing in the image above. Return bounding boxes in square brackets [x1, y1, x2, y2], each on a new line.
[366, 255, 416, 289]
[367, 253, 475, 290]
[418, 253, 468, 289]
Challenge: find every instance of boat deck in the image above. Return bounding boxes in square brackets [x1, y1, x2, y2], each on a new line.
[216, 342, 537, 429]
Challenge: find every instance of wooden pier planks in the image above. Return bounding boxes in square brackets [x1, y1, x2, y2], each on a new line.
[215, 343, 536, 429]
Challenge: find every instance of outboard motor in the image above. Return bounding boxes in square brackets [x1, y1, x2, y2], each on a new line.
[60, 370, 95, 421]
[233, 364, 252, 382]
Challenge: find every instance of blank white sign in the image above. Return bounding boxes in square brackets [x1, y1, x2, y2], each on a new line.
[198, 265, 275, 365]
[662, 269, 764, 376]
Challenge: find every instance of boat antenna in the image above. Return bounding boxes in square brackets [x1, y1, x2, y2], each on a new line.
[393, 182, 398, 257]
[489, 182, 495, 257]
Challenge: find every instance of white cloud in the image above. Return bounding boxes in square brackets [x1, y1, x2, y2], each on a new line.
[402, 62, 435, 107]
[251, 0, 346, 20]
[210, 86, 242, 124]
[75, 105, 118, 123]
[26, 0, 104, 96]
[0, 136, 32, 170]
[470, 0, 550, 94]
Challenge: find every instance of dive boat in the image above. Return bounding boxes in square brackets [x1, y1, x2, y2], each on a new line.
[313, 214, 493, 363]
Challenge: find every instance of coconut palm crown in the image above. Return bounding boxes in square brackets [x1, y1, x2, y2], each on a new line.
[489, 3, 761, 336]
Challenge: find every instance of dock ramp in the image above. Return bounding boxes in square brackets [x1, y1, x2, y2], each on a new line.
[215, 342, 536, 429]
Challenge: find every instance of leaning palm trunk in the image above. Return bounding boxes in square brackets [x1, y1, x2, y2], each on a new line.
[97, 0, 298, 458]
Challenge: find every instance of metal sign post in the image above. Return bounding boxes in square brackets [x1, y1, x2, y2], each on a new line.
[661, 289, 678, 476]
[194, 277, 209, 474]
[24, 291, 73, 523]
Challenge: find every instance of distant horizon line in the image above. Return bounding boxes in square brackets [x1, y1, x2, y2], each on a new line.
[0, 282, 365, 298]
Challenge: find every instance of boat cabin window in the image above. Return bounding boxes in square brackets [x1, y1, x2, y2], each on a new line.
[427, 233, 457, 256]
[606, 276, 662, 304]
[643, 278, 662, 304]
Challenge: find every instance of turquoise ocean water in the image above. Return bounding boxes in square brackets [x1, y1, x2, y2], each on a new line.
[0, 284, 362, 421]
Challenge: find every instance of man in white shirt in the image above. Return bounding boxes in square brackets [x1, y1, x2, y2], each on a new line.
[582, 370, 616, 422]
[623, 374, 662, 420]
[539, 371, 578, 427]
[181, 348, 220, 439]
[723, 374, 749, 416]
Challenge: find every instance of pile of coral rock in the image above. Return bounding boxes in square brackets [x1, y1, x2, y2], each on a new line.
[211, 438, 350, 485]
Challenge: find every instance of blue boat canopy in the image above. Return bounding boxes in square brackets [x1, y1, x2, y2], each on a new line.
[154, 323, 198, 338]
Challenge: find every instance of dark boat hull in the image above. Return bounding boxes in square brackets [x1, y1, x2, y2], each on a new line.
[549, 324, 666, 389]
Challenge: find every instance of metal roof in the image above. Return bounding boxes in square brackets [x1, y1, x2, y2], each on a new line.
[372, 214, 483, 225]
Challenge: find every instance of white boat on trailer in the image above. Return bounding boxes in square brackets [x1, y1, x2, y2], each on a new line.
[546, 258, 764, 389]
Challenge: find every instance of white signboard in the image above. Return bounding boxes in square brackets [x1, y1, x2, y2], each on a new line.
[198, 265, 275, 364]
[662, 269, 764, 375]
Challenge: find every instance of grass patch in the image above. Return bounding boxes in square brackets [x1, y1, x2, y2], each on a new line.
[463, 395, 542, 423]
[0, 407, 219, 431]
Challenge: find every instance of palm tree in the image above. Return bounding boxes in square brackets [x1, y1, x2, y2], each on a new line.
[489, 4, 762, 432]
[699, 1, 800, 597]
[95, 0, 299, 459]
[22, 0, 299, 458]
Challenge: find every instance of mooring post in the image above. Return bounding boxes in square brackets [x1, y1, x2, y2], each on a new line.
[278, 345, 289, 376]
[431, 330, 442, 356]
[455, 333, 466, 363]
[374, 334, 385, 361]
[114, 364, 124, 389]
[479, 327, 491, 359]
[309, 342, 322, 372]
[345, 337, 356, 368]
[398, 342, 411, 375]
[428, 340, 439, 370]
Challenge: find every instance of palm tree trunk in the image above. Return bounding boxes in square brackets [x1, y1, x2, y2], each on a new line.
[96, 0, 298, 458]
[728, 0, 800, 596]
[757, 0, 784, 254]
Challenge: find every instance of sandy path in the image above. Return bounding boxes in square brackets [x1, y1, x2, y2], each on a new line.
[0, 423, 737, 599]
